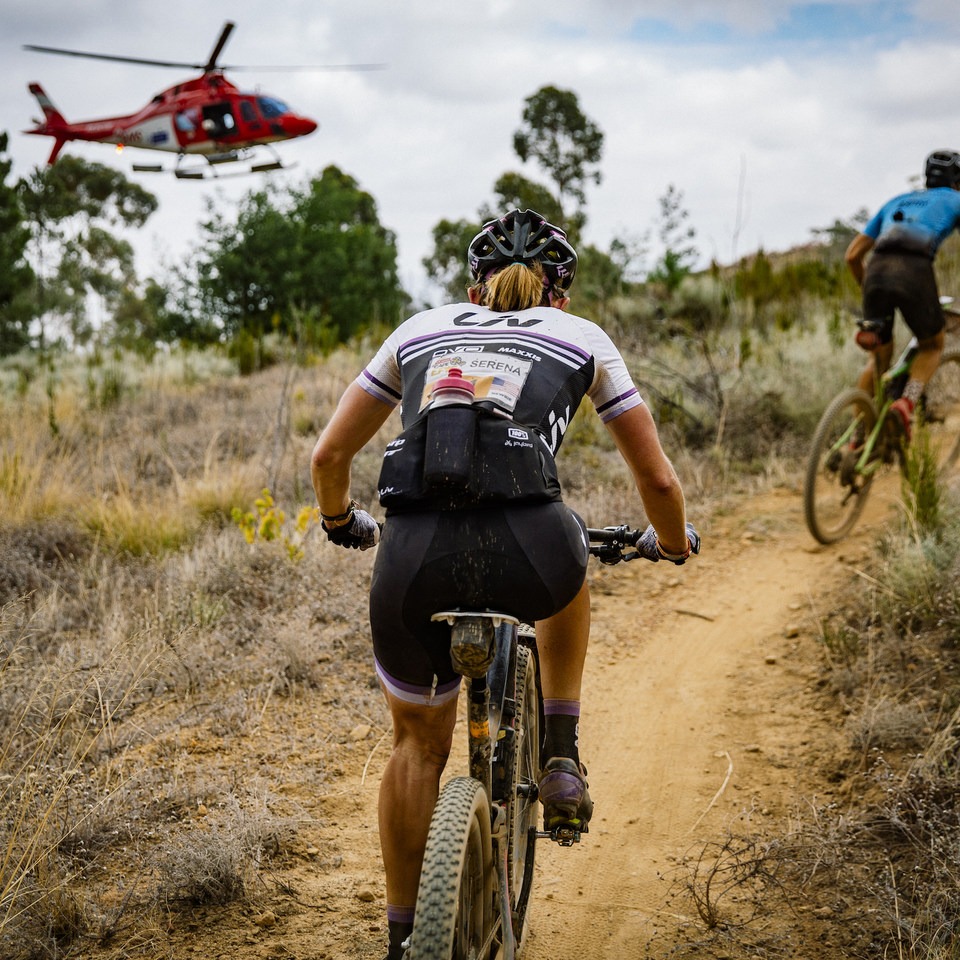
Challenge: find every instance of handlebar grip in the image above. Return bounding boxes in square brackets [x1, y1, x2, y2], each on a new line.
[586, 525, 649, 564]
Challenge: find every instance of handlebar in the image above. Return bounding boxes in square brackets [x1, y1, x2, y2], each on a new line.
[587, 525, 647, 565]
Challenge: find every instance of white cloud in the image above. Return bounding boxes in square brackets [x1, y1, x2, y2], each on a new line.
[4, 2, 960, 301]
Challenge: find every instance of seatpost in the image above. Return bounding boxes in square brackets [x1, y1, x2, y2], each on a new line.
[467, 677, 492, 799]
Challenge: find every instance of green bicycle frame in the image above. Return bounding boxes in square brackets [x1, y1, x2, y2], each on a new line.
[820, 336, 918, 481]
[851, 338, 919, 477]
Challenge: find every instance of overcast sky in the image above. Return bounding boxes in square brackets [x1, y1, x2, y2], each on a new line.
[3, 1, 960, 301]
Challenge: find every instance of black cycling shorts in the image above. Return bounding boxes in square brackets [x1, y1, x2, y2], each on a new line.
[862, 251, 944, 344]
[369, 502, 588, 704]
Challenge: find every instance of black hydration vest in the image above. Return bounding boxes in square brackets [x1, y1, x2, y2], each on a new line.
[376, 404, 562, 512]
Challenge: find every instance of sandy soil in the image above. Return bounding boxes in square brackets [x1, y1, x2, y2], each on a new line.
[158, 476, 903, 960]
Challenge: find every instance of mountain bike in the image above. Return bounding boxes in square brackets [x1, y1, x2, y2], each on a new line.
[803, 304, 960, 545]
[405, 524, 655, 960]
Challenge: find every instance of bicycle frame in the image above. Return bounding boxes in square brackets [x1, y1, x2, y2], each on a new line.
[804, 300, 960, 543]
[845, 336, 918, 479]
[410, 526, 654, 960]
[427, 609, 531, 960]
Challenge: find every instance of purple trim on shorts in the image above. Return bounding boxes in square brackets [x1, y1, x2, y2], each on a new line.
[543, 698, 581, 717]
[375, 659, 461, 707]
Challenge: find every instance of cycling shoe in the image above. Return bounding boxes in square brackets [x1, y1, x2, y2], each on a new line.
[539, 757, 593, 832]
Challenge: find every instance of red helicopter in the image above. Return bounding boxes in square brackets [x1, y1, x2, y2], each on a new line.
[24, 22, 380, 179]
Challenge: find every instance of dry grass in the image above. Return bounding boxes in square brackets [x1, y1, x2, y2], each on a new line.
[779, 488, 960, 959]
[0, 315, 896, 958]
[0, 344, 390, 958]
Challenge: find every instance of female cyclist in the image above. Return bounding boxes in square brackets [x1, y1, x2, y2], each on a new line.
[311, 209, 698, 960]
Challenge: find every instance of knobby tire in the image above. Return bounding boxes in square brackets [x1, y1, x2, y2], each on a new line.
[804, 387, 877, 544]
[921, 346, 960, 474]
[409, 777, 493, 960]
[505, 642, 539, 942]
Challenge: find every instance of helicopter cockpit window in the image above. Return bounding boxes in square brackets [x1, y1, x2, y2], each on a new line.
[239, 101, 258, 124]
[175, 111, 197, 133]
[257, 97, 290, 119]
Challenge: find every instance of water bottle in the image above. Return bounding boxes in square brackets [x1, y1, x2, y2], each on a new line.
[423, 368, 476, 490]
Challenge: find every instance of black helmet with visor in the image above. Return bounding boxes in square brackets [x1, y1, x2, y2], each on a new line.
[467, 209, 578, 293]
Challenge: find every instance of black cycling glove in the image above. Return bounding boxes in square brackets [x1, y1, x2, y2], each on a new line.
[324, 508, 380, 551]
[636, 522, 701, 564]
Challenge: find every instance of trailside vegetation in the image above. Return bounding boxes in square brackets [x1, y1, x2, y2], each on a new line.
[2, 121, 960, 956]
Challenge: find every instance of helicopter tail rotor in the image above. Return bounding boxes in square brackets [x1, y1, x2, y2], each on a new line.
[26, 83, 67, 129]
[24, 83, 72, 163]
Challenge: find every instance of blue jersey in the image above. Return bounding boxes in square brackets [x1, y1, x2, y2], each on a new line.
[864, 186, 960, 258]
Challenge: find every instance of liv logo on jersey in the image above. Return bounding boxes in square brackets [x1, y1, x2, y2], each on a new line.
[453, 312, 543, 328]
[548, 406, 570, 453]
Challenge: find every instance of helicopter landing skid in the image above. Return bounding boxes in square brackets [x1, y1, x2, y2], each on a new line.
[133, 147, 291, 180]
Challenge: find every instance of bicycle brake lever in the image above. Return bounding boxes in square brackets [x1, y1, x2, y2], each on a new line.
[596, 545, 625, 565]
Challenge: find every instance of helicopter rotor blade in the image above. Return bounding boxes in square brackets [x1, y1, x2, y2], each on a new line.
[25, 21, 384, 75]
[221, 63, 387, 72]
[23, 44, 204, 70]
[203, 21, 235, 73]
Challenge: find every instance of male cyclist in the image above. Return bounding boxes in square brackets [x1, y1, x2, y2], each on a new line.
[312, 209, 698, 960]
[845, 150, 960, 441]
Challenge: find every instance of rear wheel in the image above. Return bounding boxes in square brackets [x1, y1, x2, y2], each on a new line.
[920, 347, 960, 474]
[804, 388, 878, 544]
[409, 777, 493, 960]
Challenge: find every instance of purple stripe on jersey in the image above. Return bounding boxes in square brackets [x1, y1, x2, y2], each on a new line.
[396, 329, 455, 354]
[519, 331, 591, 362]
[596, 387, 639, 417]
[396, 328, 591, 366]
[360, 367, 402, 403]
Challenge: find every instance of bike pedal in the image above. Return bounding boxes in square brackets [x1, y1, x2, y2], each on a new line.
[552, 824, 583, 846]
[540, 820, 588, 846]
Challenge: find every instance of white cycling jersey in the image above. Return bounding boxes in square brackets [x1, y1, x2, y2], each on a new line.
[357, 302, 643, 455]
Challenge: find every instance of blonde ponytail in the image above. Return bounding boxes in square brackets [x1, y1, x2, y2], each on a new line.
[471, 263, 548, 312]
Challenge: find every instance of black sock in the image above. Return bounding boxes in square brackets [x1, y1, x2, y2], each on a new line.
[542, 709, 580, 765]
[387, 918, 413, 958]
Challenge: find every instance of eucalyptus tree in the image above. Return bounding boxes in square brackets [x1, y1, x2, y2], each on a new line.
[192, 164, 407, 347]
[512, 85, 604, 239]
[18, 155, 158, 349]
[0, 133, 34, 355]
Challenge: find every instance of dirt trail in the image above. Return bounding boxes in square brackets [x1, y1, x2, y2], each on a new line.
[173, 477, 904, 960]
[520, 479, 900, 958]
[524, 476, 893, 960]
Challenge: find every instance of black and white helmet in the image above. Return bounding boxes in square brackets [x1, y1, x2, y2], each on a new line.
[925, 150, 960, 188]
[467, 209, 578, 292]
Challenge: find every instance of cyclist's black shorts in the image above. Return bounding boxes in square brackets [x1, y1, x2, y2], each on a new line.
[862, 250, 944, 344]
[369, 502, 588, 705]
